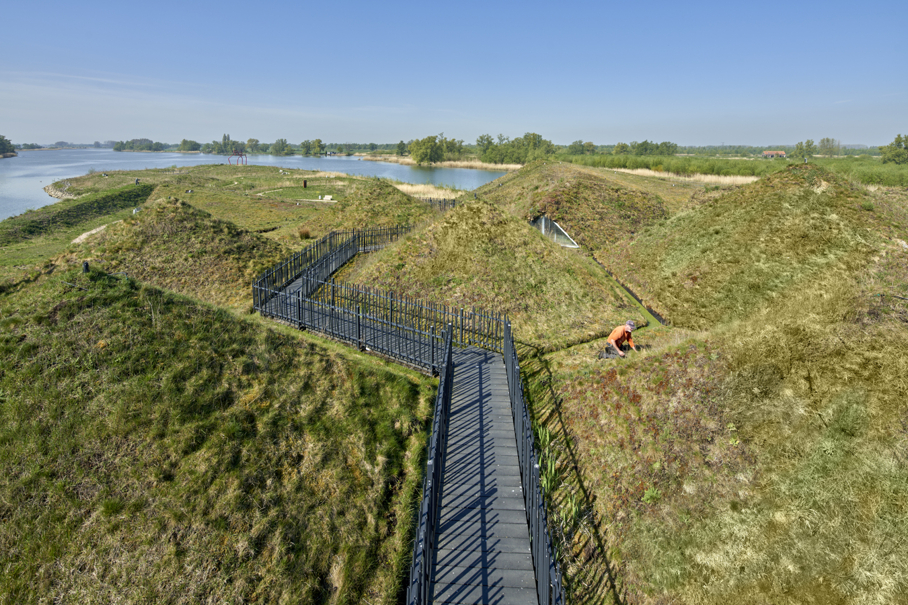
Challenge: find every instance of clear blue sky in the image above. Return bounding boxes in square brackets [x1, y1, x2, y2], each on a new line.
[2, 0, 904, 146]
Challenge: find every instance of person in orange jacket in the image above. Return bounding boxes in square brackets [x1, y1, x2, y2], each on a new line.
[606, 320, 638, 358]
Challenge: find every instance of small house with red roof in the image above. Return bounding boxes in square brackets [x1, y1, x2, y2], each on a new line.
[762, 150, 786, 158]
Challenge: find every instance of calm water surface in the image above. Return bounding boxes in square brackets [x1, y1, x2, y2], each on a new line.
[0, 150, 506, 221]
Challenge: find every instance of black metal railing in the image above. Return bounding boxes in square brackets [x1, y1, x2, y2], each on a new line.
[252, 225, 413, 308]
[505, 320, 565, 605]
[254, 224, 563, 605]
[306, 280, 504, 353]
[256, 277, 502, 371]
[406, 325, 453, 605]
[418, 197, 458, 213]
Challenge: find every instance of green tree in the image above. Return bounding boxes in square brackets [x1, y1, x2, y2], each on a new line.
[313, 139, 324, 155]
[300, 140, 312, 155]
[0, 134, 14, 154]
[478, 132, 554, 164]
[880, 134, 908, 165]
[476, 134, 494, 156]
[613, 142, 630, 155]
[583, 141, 596, 155]
[396, 140, 407, 156]
[270, 139, 290, 155]
[179, 139, 201, 152]
[442, 136, 464, 159]
[409, 135, 444, 165]
[792, 139, 817, 160]
[567, 140, 584, 155]
[818, 137, 841, 157]
[246, 138, 260, 153]
[656, 141, 678, 155]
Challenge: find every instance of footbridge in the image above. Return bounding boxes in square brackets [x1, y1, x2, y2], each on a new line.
[253, 226, 564, 604]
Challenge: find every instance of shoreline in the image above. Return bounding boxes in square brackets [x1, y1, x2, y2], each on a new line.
[44, 183, 78, 200]
[362, 155, 521, 172]
[1, 152, 17, 159]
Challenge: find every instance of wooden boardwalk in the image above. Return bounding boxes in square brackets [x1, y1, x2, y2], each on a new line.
[431, 347, 537, 605]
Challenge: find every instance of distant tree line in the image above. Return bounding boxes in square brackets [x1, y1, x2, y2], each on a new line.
[114, 138, 170, 152]
[105, 133, 898, 164]
[609, 140, 679, 156]
[475, 133, 555, 164]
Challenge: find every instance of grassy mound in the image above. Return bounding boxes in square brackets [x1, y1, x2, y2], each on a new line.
[601, 164, 878, 328]
[519, 181, 908, 604]
[0, 267, 434, 604]
[61, 198, 287, 312]
[346, 199, 645, 349]
[0, 184, 154, 246]
[474, 161, 668, 250]
[302, 178, 439, 236]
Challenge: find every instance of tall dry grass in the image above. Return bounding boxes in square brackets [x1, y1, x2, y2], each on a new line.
[362, 155, 522, 172]
[604, 167, 759, 185]
[390, 182, 461, 198]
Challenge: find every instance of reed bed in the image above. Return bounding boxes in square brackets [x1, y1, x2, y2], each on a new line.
[390, 182, 461, 198]
[603, 167, 760, 185]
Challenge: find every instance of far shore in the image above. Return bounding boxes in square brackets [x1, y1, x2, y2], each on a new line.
[362, 155, 520, 172]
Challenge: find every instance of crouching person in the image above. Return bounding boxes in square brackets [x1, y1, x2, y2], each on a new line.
[606, 320, 638, 358]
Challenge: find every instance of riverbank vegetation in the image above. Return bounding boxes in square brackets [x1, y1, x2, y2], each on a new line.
[0, 184, 154, 248]
[0, 135, 16, 157]
[362, 155, 520, 171]
[114, 138, 170, 152]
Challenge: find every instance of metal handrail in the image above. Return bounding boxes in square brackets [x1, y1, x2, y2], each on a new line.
[253, 225, 564, 605]
[406, 325, 453, 605]
[418, 197, 458, 213]
[505, 320, 565, 605]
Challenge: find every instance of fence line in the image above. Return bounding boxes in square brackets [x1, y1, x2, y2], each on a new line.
[418, 197, 458, 213]
[505, 321, 565, 605]
[406, 326, 453, 605]
[252, 225, 413, 306]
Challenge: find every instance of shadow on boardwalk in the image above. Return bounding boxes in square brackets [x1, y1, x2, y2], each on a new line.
[432, 347, 537, 604]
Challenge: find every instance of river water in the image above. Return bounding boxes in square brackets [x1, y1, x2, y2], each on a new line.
[0, 150, 506, 221]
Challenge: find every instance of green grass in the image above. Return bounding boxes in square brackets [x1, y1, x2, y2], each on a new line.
[0, 267, 435, 604]
[60, 198, 288, 312]
[516, 167, 908, 604]
[474, 161, 669, 250]
[5, 159, 908, 604]
[601, 164, 878, 329]
[301, 179, 439, 236]
[562, 153, 908, 186]
[345, 199, 646, 349]
[0, 184, 154, 247]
